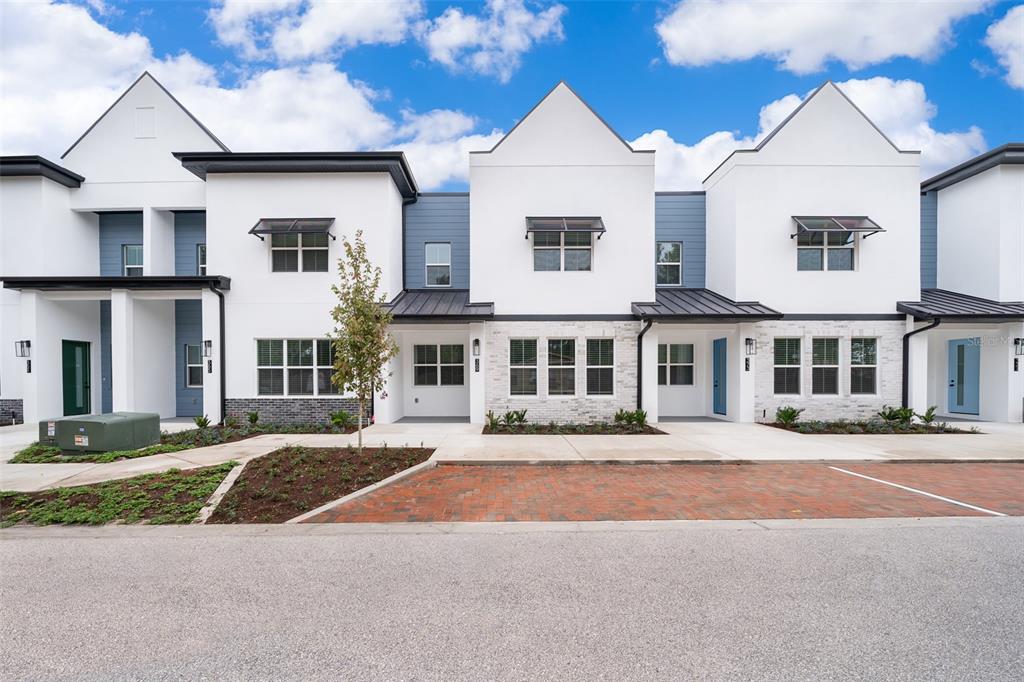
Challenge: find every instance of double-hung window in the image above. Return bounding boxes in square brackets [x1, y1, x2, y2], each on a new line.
[271, 233, 329, 272]
[185, 344, 203, 387]
[547, 339, 576, 396]
[196, 244, 207, 275]
[773, 338, 801, 395]
[797, 232, 854, 271]
[656, 242, 682, 286]
[425, 243, 451, 287]
[533, 232, 592, 271]
[850, 338, 878, 394]
[509, 339, 537, 396]
[413, 344, 465, 386]
[811, 338, 839, 395]
[123, 244, 143, 276]
[256, 339, 338, 396]
[657, 343, 694, 385]
[586, 339, 614, 395]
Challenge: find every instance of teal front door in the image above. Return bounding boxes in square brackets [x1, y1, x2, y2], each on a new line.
[62, 340, 91, 416]
[947, 338, 980, 415]
[712, 337, 727, 415]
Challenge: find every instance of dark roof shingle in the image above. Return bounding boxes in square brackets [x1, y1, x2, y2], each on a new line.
[632, 288, 781, 321]
[897, 289, 1024, 320]
[385, 289, 493, 320]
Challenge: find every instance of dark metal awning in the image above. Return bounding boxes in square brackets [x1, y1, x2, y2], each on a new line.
[384, 289, 494, 322]
[897, 289, 1024, 321]
[525, 216, 605, 239]
[791, 216, 885, 239]
[632, 288, 781, 322]
[249, 217, 335, 241]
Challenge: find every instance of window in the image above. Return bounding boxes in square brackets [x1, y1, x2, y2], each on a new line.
[656, 242, 682, 286]
[256, 339, 338, 396]
[413, 344, 464, 386]
[533, 231, 592, 272]
[547, 339, 576, 396]
[851, 338, 877, 395]
[797, 232, 854, 271]
[657, 343, 694, 386]
[812, 338, 839, 395]
[509, 339, 537, 396]
[185, 344, 203, 387]
[196, 244, 207, 275]
[271, 233, 328, 272]
[586, 339, 614, 395]
[123, 244, 143, 276]
[425, 243, 451, 287]
[773, 338, 801, 394]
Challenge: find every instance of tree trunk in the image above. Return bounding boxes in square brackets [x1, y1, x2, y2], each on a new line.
[357, 398, 364, 454]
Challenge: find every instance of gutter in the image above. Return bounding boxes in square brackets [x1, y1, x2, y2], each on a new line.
[636, 318, 653, 410]
[902, 317, 941, 408]
[208, 283, 227, 424]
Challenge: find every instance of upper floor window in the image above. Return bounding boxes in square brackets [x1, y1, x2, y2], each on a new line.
[797, 232, 854, 271]
[533, 231, 592, 272]
[123, 244, 143, 276]
[425, 243, 451, 287]
[656, 242, 682, 286]
[196, 244, 207, 275]
[271, 233, 328, 273]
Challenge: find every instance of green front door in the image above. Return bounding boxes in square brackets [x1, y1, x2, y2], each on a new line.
[62, 340, 91, 416]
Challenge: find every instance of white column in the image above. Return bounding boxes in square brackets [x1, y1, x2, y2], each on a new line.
[1008, 321, 1024, 423]
[200, 288, 223, 424]
[109, 290, 134, 412]
[736, 323, 757, 423]
[143, 208, 175, 276]
[374, 329, 404, 425]
[905, 316, 931, 416]
[640, 322, 659, 422]
[469, 323, 487, 423]
[17, 291, 41, 423]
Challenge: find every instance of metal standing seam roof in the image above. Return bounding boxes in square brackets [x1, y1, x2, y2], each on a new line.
[632, 288, 782, 320]
[384, 289, 494, 319]
[897, 289, 1024, 320]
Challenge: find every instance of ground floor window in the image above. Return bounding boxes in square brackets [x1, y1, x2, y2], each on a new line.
[413, 344, 465, 386]
[586, 339, 614, 395]
[185, 344, 203, 387]
[509, 339, 538, 395]
[256, 339, 339, 396]
[850, 337, 878, 394]
[547, 339, 576, 396]
[657, 343, 694, 385]
[774, 338, 801, 395]
[812, 338, 839, 395]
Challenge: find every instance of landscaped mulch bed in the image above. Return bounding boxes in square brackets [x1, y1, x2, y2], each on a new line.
[0, 463, 236, 527]
[207, 445, 434, 524]
[483, 424, 665, 435]
[764, 421, 978, 435]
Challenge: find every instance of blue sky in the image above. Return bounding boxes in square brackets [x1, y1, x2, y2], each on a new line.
[1, 1, 1022, 190]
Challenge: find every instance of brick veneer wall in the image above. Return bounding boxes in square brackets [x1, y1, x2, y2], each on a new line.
[485, 320, 640, 423]
[0, 399, 24, 425]
[752, 319, 905, 422]
[224, 398, 366, 425]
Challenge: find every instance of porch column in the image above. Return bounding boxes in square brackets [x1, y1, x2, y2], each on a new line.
[17, 291, 41, 423]
[143, 208, 175, 276]
[905, 316, 930, 415]
[469, 322, 487, 424]
[735, 323, 758, 422]
[109, 289, 134, 412]
[374, 329, 404, 425]
[200, 288, 223, 424]
[640, 322, 659, 422]
[998, 321, 1023, 423]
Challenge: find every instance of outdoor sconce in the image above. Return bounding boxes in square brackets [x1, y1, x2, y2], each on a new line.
[14, 340, 31, 358]
[1015, 338, 1023, 356]
[472, 338, 480, 356]
[744, 338, 756, 356]
[202, 340, 213, 357]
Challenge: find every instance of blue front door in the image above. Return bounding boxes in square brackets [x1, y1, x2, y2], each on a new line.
[947, 338, 980, 415]
[713, 337, 727, 415]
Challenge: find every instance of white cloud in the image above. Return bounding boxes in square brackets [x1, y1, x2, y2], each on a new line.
[984, 4, 1024, 88]
[656, 0, 992, 74]
[0, 1, 497, 189]
[631, 78, 986, 190]
[208, 0, 302, 60]
[418, 0, 566, 83]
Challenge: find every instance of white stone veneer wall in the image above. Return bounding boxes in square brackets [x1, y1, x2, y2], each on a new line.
[485, 320, 639, 423]
[753, 319, 905, 422]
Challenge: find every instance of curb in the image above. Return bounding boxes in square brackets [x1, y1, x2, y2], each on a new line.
[194, 462, 247, 524]
[285, 459, 437, 524]
[432, 458, 1024, 466]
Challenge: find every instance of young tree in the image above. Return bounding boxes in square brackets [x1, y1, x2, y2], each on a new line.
[330, 230, 398, 452]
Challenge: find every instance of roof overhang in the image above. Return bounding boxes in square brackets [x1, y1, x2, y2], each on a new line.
[791, 216, 885, 238]
[384, 289, 494, 323]
[632, 288, 782, 322]
[0, 156, 84, 188]
[921, 143, 1024, 193]
[2, 276, 230, 291]
[249, 218, 335, 241]
[173, 151, 418, 198]
[897, 288, 1024, 321]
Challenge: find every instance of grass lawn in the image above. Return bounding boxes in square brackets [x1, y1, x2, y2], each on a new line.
[0, 462, 236, 527]
[208, 445, 433, 524]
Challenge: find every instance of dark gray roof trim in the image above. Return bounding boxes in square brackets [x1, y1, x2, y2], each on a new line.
[62, 72, 229, 159]
[897, 288, 1024, 321]
[385, 289, 493, 320]
[0, 156, 84, 187]
[174, 151, 418, 198]
[2, 276, 230, 291]
[920, 143, 1024, 193]
[632, 288, 781, 321]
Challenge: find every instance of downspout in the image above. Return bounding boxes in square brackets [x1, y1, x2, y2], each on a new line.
[208, 284, 227, 425]
[902, 317, 940, 408]
[636, 318, 653, 410]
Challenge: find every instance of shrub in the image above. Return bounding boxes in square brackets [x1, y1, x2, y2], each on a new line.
[193, 415, 211, 429]
[878, 405, 914, 426]
[500, 410, 527, 426]
[614, 409, 648, 426]
[246, 411, 260, 426]
[224, 416, 239, 429]
[775, 406, 804, 426]
[485, 410, 501, 430]
[330, 410, 355, 429]
[915, 406, 938, 424]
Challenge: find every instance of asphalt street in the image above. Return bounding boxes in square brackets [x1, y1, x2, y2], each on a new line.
[2, 518, 1022, 681]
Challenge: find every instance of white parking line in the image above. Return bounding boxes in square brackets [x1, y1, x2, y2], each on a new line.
[828, 466, 1007, 517]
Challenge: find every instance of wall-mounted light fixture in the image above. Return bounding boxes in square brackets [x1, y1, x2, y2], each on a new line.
[744, 338, 756, 356]
[202, 340, 213, 357]
[1015, 338, 1023, 356]
[472, 338, 480, 356]
[14, 340, 31, 358]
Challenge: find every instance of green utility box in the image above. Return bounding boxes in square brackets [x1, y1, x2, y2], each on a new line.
[48, 412, 161, 454]
[38, 419, 59, 446]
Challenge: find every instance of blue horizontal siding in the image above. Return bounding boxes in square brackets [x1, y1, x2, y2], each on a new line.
[174, 212, 206, 276]
[98, 212, 143, 277]
[920, 191, 937, 289]
[404, 194, 469, 289]
[655, 193, 706, 288]
[175, 300, 203, 417]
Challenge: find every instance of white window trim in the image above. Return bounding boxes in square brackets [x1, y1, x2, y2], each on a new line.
[196, 243, 207, 276]
[255, 338, 337, 397]
[797, 233, 857, 272]
[185, 344, 203, 388]
[546, 338, 576, 398]
[509, 338, 539, 398]
[811, 337, 840, 396]
[773, 337, 802, 396]
[585, 337, 615, 397]
[424, 242, 452, 288]
[412, 343, 465, 386]
[656, 242, 683, 287]
[123, 244, 143, 276]
[657, 343, 694, 386]
[270, 234, 329, 273]
[850, 337, 879, 396]
[532, 232, 593, 272]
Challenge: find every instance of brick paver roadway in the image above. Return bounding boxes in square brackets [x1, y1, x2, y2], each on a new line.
[304, 462, 1023, 523]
